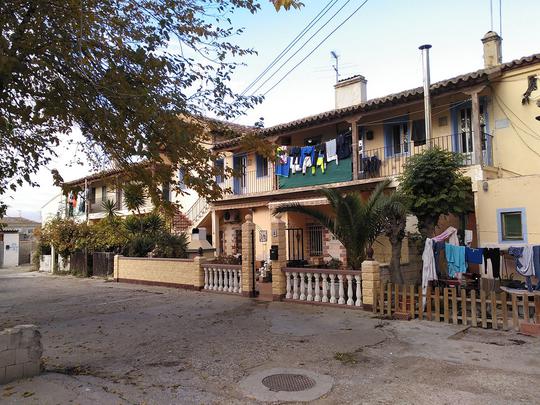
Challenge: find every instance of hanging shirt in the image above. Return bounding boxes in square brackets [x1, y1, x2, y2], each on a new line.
[465, 247, 484, 264]
[432, 226, 459, 245]
[336, 133, 352, 159]
[508, 246, 535, 276]
[445, 244, 466, 278]
[422, 238, 437, 307]
[275, 156, 290, 177]
[326, 139, 338, 165]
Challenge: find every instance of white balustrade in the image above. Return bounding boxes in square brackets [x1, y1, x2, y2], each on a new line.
[202, 266, 242, 294]
[306, 274, 313, 301]
[329, 274, 337, 304]
[346, 275, 354, 306]
[355, 275, 362, 306]
[292, 272, 299, 300]
[299, 273, 306, 300]
[338, 275, 345, 304]
[322, 275, 328, 303]
[314, 275, 320, 302]
[285, 272, 292, 299]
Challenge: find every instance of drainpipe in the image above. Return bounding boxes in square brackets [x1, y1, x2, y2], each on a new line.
[419, 44, 433, 145]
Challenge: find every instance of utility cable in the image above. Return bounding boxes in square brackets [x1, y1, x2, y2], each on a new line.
[240, 0, 341, 96]
[249, 0, 357, 96]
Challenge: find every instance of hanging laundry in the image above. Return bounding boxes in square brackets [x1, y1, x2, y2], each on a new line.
[508, 246, 535, 276]
[325, 139, 338, 165]
[464, 230, 473, 246]
[432, 240, 445, 278]
[533, 246, 540, 290]
[422, 238, 437, 307]
[482, 248, 500, 278]
[302, 155, 312, 174]
[465, 247, 484, 264]
[445, 243, 466, 278]
[432, 226, 459, 246]
[336, 133, 352, 160]
[78, 195, 85, 213]
[290, 147, 301, 174]
[275, 147, 290, 177]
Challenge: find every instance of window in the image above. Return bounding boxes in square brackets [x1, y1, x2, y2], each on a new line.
[89, 187, 96, 204]
[308, 224, 323, 257]
[255, 154, 269, 177]
[215, 159, 224, 183]
[501, 211, 523, 241]
[101, 186, 107, 202]
[162, 183, 170, 202]
[234, 229, 242, 254]
[178, 169, 186, 190]
[384, 117, 409, 156]
[412, 119, 426, 146]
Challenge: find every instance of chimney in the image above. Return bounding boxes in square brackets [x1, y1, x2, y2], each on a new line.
[482, 31, 502, 68]
[191, 227, 207, 241]
[334, 75, 367, 109]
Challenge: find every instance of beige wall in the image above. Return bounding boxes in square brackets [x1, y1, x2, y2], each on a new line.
[114, 256, 204, 289]
[476, 175, 540, 245]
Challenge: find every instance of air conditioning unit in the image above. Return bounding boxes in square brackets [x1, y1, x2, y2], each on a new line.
[223, 210, 241, 223]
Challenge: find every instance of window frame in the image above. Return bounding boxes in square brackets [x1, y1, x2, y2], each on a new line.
[497, 208, 527, 244]
[255, 154, 269, 178]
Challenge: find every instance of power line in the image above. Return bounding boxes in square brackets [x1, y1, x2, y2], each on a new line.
[240, 0, 341, 96]
[260, 0, 371, 97]
[248, 0, 356, 96]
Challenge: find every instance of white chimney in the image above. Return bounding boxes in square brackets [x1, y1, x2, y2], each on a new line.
[334, 75, 367, 109]
[191, 227, 207, 241]
[482, 31, 502, 68]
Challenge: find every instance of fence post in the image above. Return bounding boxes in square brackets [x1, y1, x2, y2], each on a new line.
[241, 214, 256, 297]
[361, 259, 380, 310]
[114, 254, 120, 281]
[270, 212, 287, 300]
[193, 256, 207, 290]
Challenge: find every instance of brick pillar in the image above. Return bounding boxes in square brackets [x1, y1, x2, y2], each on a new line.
[361, 260, 380, 310]
[241, 214, 255, 297]
[113, 254, 120, 281]
[271, 213, 287, 300]
[193, 256, 206, 290]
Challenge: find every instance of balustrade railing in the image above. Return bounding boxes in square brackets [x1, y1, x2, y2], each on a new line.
[203, 264, 242, 294]
[219, 170, 275, 199]
[282, 268, 362, 307]
[186, 196, 209, 225]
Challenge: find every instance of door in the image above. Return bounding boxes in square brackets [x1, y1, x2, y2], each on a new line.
[233, 155, 247, 195]
[286, 228, 304, 266]
[455, 104, 487, 164]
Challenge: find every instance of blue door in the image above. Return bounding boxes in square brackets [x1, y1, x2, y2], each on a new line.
[233, 155, 247, 195]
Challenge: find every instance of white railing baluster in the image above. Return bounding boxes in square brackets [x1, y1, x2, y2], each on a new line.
[218, 268, 223, 291]
[213, 269, 218, 290]
[299, 272, 306, 300]
[322, 275, 328, 303]
[238, 269, 242, 294]
[208, 268, 214, 290]
[204, 267, 208, 290]
[285, 272, 292, 299]
[307, 273, 313, 301]
[232, 269, 238, 293]
[314, 274, 321, 302]
[292, 272, 299, 300]
[346, 275, 353, 306]
[330, 274, 337, 304]
[338, 274, 345, 304]
[224, 269, 229, 292]
[355, 274, 362, 306]
[227, 269, 233, 292]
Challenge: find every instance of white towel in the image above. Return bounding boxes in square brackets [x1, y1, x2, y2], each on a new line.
[422, 238, 437, 307]
[516, 245, 535, 276]
[326, 139, 338, 165]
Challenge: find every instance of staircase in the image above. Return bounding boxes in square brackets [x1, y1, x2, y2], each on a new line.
[185, 196, 210, 230]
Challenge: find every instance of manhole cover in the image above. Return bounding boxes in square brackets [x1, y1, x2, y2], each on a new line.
[261, 373, 316, 392]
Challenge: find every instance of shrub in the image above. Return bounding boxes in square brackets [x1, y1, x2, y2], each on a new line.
[211, 254, 242, 265]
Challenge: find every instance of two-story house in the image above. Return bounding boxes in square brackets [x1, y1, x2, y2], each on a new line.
[193, 31, 540, 270]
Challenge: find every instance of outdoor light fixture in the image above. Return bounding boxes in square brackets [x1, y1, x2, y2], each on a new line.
[482, 181, 489, 192]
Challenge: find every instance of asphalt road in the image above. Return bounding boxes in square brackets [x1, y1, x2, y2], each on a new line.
[1, 265, 539, 404]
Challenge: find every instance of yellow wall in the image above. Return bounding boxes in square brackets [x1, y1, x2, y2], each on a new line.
[114, 256, 204, 288]
[476, 175, 540, 245]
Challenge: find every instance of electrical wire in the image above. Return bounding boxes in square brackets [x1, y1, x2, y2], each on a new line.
[493, 93, 540, 140]
[240, 0, 341, 96]
[249, 0, 358, 96]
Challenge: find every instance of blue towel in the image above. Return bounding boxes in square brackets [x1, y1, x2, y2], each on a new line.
[445, 244, 466, 278]
[465, 247, 484, 265]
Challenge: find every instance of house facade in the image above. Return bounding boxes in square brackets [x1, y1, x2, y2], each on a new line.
[193, 31, 540, 270]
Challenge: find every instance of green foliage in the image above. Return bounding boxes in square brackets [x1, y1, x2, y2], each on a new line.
[274, 180, 392, 270]
[1, 0, 271, 215]
[101, 199, 118, 219]
[87, 217, 129, 253]
[41, 218, 90, 260]
[325, 258, 343, 270]
[124, 235, 156, 258]
[211, 254, 242, 265]
[399, 148, 474, 237]
[153, 233, 189, 259]
[122, 184, 147, 214]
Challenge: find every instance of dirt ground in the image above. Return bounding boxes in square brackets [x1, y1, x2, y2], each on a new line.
[1, 265, 539, 404]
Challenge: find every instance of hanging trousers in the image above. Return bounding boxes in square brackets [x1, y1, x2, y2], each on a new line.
[483, 248, 501, 279]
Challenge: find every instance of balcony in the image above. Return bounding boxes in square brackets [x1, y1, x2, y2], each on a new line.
[217, 133, 493, 201]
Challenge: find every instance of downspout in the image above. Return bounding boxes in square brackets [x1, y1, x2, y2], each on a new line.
[419, 44, 433, 145]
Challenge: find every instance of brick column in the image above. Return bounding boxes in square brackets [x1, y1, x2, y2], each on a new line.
[361, 260, 380, 310]
[271, 213, 287, 300]
[193, 256, 206, 290]
[241, 214, 256, 297]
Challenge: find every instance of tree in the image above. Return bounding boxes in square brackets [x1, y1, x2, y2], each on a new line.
[377, 190, 410, 284]
[273, 181, 390, 270]
[122, 183, 146, 216]
[399, 148, 474, 238]
[0, 0, 300, 216]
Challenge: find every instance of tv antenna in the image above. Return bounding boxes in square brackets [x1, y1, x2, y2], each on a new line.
[331, 51, 339, 83]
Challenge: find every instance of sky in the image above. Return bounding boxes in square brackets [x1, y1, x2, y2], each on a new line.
[4, 0, 540, 221]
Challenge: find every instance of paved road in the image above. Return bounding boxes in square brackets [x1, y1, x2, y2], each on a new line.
[1, 265, 539, 404]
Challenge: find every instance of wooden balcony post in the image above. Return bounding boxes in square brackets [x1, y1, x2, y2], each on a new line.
[350, 120, 359, 180]
[471, 91, 483, 166]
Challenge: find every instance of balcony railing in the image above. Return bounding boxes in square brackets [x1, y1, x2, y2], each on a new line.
[360, 133, 493, 179]
[216, 133, 493, 200]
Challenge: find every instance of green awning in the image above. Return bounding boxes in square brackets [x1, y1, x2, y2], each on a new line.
[278, 158, 352, 189]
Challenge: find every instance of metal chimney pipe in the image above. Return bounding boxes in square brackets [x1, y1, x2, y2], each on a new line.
[419, 44, 433, 145]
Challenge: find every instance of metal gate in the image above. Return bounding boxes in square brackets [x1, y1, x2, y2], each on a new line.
[286, 228, 305, 267]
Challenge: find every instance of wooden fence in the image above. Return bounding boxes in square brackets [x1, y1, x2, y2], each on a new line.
[92, 252, 115, 277]
[373, 283, 540, 330]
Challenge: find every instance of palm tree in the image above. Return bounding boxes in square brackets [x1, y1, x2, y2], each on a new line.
[273, 180, 391, 270]
[123, 183, 146, 215]
[376, 190, 410, 284]
[101, 199, 118, 220]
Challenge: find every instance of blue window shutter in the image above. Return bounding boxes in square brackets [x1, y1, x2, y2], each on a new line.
[383, 123, 392, 157]
[178, 169, 186, 190]
[215, 159, 224, 183]
[256, 154, 267, 177]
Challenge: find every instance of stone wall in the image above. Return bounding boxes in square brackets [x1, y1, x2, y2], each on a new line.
[0, 325, 42, 384]
[114, 256, 205, 290]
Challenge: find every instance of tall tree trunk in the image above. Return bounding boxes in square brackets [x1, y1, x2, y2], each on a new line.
[420, 215, 439, 238]
[389, 237, 404, 284]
